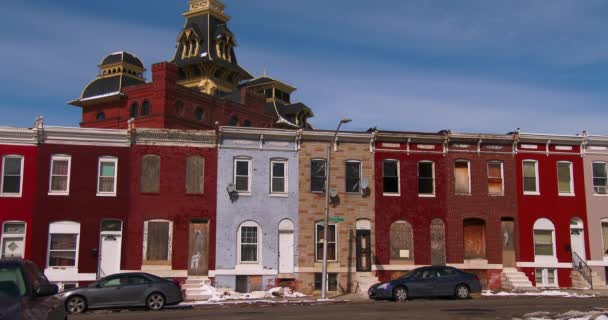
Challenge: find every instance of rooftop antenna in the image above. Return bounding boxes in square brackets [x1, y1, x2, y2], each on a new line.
[263, 68, 267, 77]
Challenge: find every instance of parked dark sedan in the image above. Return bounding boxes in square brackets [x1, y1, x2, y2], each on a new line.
[0, 258, 66, 320]
[368, 266, 482, 301]
[61, 272, 182, 314]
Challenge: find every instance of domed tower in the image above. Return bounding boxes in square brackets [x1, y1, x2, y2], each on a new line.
[70, 51, 146, 106]
[171, 0, 253, 95]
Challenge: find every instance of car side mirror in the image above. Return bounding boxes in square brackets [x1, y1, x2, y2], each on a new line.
[35, 284, 59, 297]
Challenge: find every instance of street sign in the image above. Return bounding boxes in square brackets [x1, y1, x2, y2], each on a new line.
[328, 216, 345, 223]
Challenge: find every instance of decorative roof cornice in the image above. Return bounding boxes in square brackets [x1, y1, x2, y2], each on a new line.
[134, 128, 216, 148]
[41, 127, 130, 147]
[518, 132, 584, 144]
[0, 127, 38, 146]
[301, 130, 373, 143]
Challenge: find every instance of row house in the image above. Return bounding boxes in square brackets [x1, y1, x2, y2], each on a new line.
[296, 130, 376, 294]
[373, 131, 518, 290]
[215, 127, 299, 292]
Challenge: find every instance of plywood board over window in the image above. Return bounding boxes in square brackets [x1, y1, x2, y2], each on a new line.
[390, 221, 414, 264]
[463, 219, 486, 260]
[185, 156, 204, 194]
[144, 221, 171, 265]
[430, 219, 446, 266]
[141, 155, 161, 193]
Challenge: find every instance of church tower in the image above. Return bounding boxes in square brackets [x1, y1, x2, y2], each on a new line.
[172, 0, 253, 95]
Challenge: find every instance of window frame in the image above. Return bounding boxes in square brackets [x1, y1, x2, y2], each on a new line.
[315, 222, 338, 262]
[97, 157, 118, 197]
[592, 162, 608, 196]
[522, 160, 540, 195]
[47, 221, 80, 269]
[533, 218, 557, 262]
[487, 160, 504, 196]
[1, 155, 24, 197]
[454, 159, 471, 195]
[310, 159, 327, 194]
[270, 159, 288, 196]
[557, 161, 574, 196]
[345, 160, 362, 194]
[234, 158, 252, 195]
[1, 221, 27, 259]
[48, 155, 72, 196]
[601, 218, 608, 256]
[382, 159, 400, 196]
[185, 156, 205, 195]
[143, 220, 173, 264]
[237, 221, 262, 264]
[418, 161, 435, 197]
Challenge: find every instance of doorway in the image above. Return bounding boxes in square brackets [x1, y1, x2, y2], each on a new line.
[98, 220, 123, 278]
[570, 218, 586, 261]
[356, 230, 371, 272]
[278, 219, 294, 275]
[463, 219, 486, 260]
[188, 220, 209, 276]
[501, 218, 516, 267]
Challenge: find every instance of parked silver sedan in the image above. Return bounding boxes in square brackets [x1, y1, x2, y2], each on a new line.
[61, 272, 182, 314]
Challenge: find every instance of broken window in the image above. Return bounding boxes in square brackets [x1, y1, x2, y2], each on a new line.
[310, 159, 327, 193]
[488, 161, 504, 195]
[454, 160, 471, 195]
[345, 161, 361, 193]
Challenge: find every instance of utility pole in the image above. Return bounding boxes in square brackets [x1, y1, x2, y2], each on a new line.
[321, 118, 352, 300]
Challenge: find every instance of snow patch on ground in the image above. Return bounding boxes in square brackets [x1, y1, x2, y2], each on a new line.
[521, 309, 608, 320]
[483, 290, 594, 298]
[181, 286, 309, 306]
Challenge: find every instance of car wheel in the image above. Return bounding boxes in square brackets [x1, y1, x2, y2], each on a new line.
[455, 285, 470, 299]
[146, 293, 166, 310]
[392, 286, 408, 302]
[66, 296, 87, 314]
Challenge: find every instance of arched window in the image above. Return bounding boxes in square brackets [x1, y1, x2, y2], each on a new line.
[141, 100, 151, 116]
[229, 115, 239, 126]
[96, 112, 106, 121]
[243, 120, 252, 127]
[130, 102, 139, 119]
[390, 220, 414, 263]
[195, 107, 204, 121]
[238, 221, 261, 264]
[533, 218, 556, 261]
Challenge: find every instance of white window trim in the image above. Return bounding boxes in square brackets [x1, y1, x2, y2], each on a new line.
[454, 159, 471, 195]
[601, 218, 608, 258]
[557, 161, 575, 196]
[533, 218, 557, 263]
[592, 162, 608, 196]
[383, 159, 400, 196]
[310, 158, 327, 194]
[47, 221, 81, 269]
[237, 221, 262, 265]
[1, 221, 27, 259]
[48, 155, 72, 196]
[315, 222, 338, 262]
[97, 157, 118, 197]
[345, 160, 362, 195]
[234, 158, 252, 195]
[523, 160, 540, 196]
[270, 159, 288, 196]
[142, 220, 173, 263]
[418, 160, 435, 197]
[0, 155, 24, 198]
[488, 161, 505, 196]
[535, 268, 558, 288]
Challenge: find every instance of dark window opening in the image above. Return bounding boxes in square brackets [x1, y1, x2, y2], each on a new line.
[229, 116, 239, 126]
[243, 120, 252, 127]
[96, 112, 106, 121]
[314, 273, 338, 291]
[195, 107, 204, 121]
[130, 103, 139, 119]
[383, 160, 399, 194]
[345, 161, 361, 193]
[311, 159, 327, 193]
[141, 101, 151, 116]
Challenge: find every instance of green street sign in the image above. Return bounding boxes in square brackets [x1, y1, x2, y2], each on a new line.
[328, 216, 345, 223]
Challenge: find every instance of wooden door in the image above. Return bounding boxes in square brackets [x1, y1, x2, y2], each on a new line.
[463, 220, 486, 260]
[356, 230, 371, 272]
[188, 221, 209, 276]
[501, 220, 516, 267]
[430, 219, 446, 266]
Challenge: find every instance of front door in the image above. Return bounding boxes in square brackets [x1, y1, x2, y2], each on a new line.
[464, 220, 486, 260]
[188, 221, 209, 276]
[570, 220, 586, 261]
[279, 231, 294, 274]
[356, 230, 371, 272]
[99, 234, 122, 278]
[501, 220, 516, 267]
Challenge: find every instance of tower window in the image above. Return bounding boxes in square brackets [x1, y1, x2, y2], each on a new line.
[229, 116, 239, 126]
[130, 103, 139, 119]
[96, 112, 106, 121]
[195, 107, 204, 121]
[141, 100, 151, 116]
[243, 120, 252, 127]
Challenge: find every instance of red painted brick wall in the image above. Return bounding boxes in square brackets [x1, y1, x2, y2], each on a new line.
[0, 144, 38, 260]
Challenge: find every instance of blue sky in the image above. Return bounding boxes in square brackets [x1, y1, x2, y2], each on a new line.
[1, 0, 608, 134]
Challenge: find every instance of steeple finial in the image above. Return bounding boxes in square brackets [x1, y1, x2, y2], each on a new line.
[186, 0, 230, 21]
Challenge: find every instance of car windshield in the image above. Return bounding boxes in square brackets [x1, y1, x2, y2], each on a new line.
[0, 265, 27, 298]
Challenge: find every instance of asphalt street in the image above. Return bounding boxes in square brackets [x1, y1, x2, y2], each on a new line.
[70, 296, 608, 320]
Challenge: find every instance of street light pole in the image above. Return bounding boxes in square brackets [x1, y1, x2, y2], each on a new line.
[321, 118, 352, 300]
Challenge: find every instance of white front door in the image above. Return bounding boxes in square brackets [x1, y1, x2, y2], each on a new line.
[1, 237, 25, 258]
[99, 234, 122, 277]
[279, 232, 294, 274]
[570, 224, 586, 261]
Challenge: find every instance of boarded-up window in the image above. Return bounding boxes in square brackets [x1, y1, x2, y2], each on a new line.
[523, 160, 538, 193]
[557, 162, 573, 194]
[430, 219, 446, 266]
[463, 219, 486, 259]
[146, 221, 170, 261]
[454, 160, 470, 194]
[390, 221, 414, 262]
[602, 221, 608, 255]
[186, 156, 204, 194]
[488, 161, 504, 195]
[141, 155, 160, 193]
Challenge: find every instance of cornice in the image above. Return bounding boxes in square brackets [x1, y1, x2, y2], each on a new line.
[134, 128, 216, 148]
[41, 127, 130, 147]
[0, 127, 38, 146]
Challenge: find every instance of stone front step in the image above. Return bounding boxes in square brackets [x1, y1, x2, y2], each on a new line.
[182, 277, 214, 301]
[501, 269, 537, 291]
[571, 270, 608, 289]
[354, 273, 379, 295]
